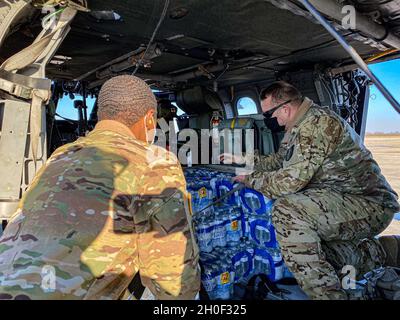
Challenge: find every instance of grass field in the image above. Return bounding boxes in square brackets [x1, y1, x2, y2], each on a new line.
[365, 134, 400, 235]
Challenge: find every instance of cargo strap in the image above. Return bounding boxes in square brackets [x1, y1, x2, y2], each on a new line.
[0, 7, 77, 167]
[0, 7, 77, 72]
[193, 184, 244, 216]
[0, 69, 51, 99]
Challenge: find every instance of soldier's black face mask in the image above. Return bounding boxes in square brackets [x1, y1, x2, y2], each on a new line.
[262, 99, 291, 131]
[263, 116, 282, 131]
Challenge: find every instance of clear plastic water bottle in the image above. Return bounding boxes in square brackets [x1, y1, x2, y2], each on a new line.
[224, 262, 234, 298]
[232, 183, 242, 207]
[245, 240, 255, 256]
[189, 190, 199, 213]
[261, 256, 271, 275]
[243, 215, 250, 239]
[274, 263, 284, 281]
[254, 253, 263, 274]
[213, 263, 226, 300]
[203, 205, 214, 220]
[248, 214, 258, 242]
[226, 247, 235, 265]
[202, 265, 216, 298]
[256, 223, 271, 246]
[213, 245, 221, 257]
[210, 178, 218, 197]
[226, 237, 237, 248]
[216, 263, 231, 300]
[219, 204, 231, 216]
[219, 185, 232, 204]
[245, 193, 261, 213]
[229, 268, 235, 295]
[241, 256, 249, 278]
[226, 211, 241, 243]
[196, 222, 213, 253]
[219, 251, 228, 263]
[210, 265, 220, 300]
[212, 214, 227, 248]
[268, 248, 283, 264]
[233, 254, 244, 281]
[268, 248, 284, 281]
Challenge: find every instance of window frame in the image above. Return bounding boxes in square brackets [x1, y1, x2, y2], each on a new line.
[233, 89, 262, 117]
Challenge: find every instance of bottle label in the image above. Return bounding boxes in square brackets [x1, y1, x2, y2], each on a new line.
[221, 272, 230, 284]
[231, 220, 238, 231]
[199, 187, 207, 198]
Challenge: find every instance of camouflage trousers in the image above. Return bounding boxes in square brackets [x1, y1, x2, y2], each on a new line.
[271, 189, 395, 300]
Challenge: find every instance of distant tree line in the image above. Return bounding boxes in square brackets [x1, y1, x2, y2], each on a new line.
[365, 131, 400, 135]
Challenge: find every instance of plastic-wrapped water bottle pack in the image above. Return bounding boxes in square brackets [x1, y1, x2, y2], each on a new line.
[184, 167, 295, 300]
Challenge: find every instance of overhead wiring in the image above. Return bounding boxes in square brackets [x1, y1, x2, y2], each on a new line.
[228, 31, 358, 73]
[132, 0, 170, 75]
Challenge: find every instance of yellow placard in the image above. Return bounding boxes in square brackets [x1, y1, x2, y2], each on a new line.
[221, 272, 230, 284]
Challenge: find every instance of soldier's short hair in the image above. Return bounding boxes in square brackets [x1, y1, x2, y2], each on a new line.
[260, 81, 303, 105]
[97, 75, 157, 127]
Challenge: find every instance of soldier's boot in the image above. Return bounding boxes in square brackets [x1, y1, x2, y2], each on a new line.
[378, 235, 400, 268]
[322, 238, 386, 278]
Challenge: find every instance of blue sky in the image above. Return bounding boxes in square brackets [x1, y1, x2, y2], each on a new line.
[56, 95, 95, 120]
[57, 59, 400, 133]
[366, 59, 400, 133]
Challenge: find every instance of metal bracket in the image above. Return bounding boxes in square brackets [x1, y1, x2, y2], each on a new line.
[0, 100, 31, 199]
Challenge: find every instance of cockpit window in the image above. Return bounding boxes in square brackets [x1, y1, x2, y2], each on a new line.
[55, 95, 96, 120]
[172, 102, 185, 116]
[236, 97, 258, 116]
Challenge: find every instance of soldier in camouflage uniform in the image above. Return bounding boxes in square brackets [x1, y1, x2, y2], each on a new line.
[0, 75, 200, 300]
[233, 81, 399, 300]
[157, 99, 178, 124]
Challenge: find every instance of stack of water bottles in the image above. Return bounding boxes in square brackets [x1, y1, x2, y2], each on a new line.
[184, 168, 294, 300]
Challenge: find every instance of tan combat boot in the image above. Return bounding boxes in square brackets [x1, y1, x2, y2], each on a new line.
[379, 235, 400, 267]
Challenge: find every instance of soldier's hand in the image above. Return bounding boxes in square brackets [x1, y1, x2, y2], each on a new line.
[232, 175, 246, 183]
[219, 153, 245, 165]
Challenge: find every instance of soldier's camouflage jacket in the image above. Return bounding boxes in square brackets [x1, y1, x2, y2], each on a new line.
[0, 120, 200, 300]
[244, 97, 400, 211]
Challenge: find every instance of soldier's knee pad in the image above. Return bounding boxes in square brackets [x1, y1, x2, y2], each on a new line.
[379, 235, 400, 268]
